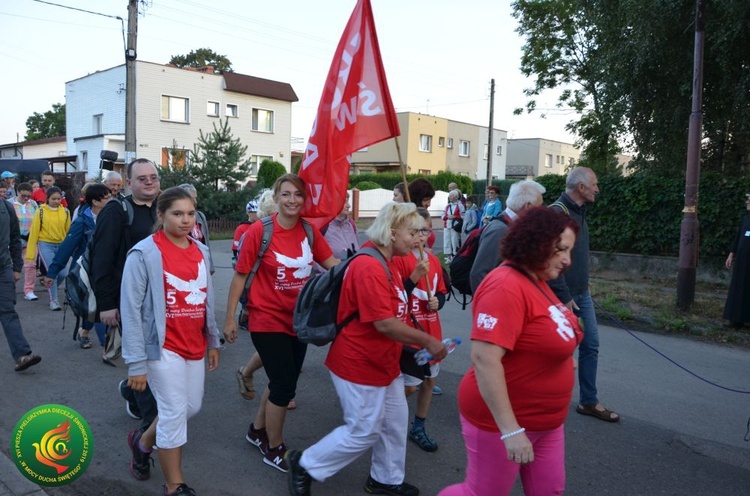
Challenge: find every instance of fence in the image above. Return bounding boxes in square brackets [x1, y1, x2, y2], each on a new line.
[208, 218, 241, 234]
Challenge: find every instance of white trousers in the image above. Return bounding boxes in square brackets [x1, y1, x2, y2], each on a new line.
[443, 227, 460, 257]
[147, 348, 205, 449]
[300, 372, 408, 484]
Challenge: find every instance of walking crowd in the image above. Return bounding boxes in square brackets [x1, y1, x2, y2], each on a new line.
[13, 160, 743, 496]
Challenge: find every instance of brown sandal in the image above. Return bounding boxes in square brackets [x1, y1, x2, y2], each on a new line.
[15, 354, 41, 372]
[576, 403, 620, 423]
[236, 368, 255, 400]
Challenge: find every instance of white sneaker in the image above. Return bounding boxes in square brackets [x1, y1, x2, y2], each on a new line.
[49, 300, 61, 311]
[24, 292, 38, 301]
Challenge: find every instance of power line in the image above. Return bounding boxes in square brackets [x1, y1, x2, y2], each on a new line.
[30, 0, 126, 53]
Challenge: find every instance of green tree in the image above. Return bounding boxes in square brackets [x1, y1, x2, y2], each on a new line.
[190, 118, 251, 191]
[169, 48, 233, 73]
[512, 0, 626, 176]
[256, 159, 287, 189]
[25, 103, 66, 140]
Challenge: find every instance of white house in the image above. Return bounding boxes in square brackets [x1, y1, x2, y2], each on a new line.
[65, 61, 298, 181]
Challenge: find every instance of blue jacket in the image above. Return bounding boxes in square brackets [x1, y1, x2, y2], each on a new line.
[47, 206, 95, 280]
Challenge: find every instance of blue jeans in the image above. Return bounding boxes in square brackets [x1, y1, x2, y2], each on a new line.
[0, 266, 33, 361]
[573, 291, 599, 405]
[38, 241, 65, 302]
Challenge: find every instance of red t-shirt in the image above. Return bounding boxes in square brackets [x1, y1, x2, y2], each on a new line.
[153, 230, 207, 360]
[391, 250, 447, 343]
[326, 242, 409, 386]
[233, 221, 254, 251]
[235, 214, 333, 335]
[32, 189, 68, 207]
[458, 265, 582, 432]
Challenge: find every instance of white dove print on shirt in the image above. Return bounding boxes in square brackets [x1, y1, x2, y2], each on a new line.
[165, 260, 207, 305]
[274, 240, 313, 280]
[548, 305, 576, 342]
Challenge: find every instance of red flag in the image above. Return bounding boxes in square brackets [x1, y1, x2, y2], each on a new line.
[299, 0, 400, 225]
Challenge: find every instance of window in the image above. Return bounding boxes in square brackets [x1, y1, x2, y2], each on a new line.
[419, 134, 432, 152]
[459, 140, 470, 157]
[207, 101, 219, 117]
[252, 108, 274, 133]
[80, 151, 87, 168]
[447, 138, 454, 149]
[496, 145, 503, 155]
[556, 155, 560, 164]
[569, 157, 575, 166]
[161, 95, 189, 123]
[438, 137, 445, 147]
[418, 169, 431, 175]
[483, 144, 489, 160]
[93, 114, 103, 135]
[226, 103, 239, 118]
[545, 154, 553, 168]
[161, 147, 190, 169]
[250, 154, 273, 175]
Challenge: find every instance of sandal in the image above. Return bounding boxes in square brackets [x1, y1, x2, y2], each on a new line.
[77, 330, 92, 349]
[287, 399, 297, 411]
[576, 403, 620, 423]
[236, 368, 255, 400]
[15, 354, 42, 372]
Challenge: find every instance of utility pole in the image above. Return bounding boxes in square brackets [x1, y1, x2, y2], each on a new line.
[486, 78, 495, 185]
[124, 0, 139, 166]
[677, 0, 706, 310]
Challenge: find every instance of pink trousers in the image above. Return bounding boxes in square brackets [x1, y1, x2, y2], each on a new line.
[438, 416, 565, 496]
[20, 247, 35, 294]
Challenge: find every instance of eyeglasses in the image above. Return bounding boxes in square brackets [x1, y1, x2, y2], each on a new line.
[418, 228, 433, 236]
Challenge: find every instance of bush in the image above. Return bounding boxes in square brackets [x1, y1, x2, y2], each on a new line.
[348, 171, 472, 195]
[257, 159, 287, 189]
[536, 171, 750, 258]
[354, 181, 382, 191]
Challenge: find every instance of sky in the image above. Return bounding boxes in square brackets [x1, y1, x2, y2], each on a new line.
[0, 0, 577, 150]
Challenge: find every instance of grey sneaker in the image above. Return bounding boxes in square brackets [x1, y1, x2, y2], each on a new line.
[49, 300, 61, 311]
[127, 429, 153, 481]
[408, 423, 438, 452]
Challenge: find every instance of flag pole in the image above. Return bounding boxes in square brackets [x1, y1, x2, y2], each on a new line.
[394, 137, 433, 297]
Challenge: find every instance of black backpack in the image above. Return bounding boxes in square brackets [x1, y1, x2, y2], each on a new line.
[293, 247, 389, 346]
[449, 215, 509, 309]
[65, 200, 133, 330]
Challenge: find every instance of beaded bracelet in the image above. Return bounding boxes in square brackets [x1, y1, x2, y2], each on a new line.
[500, 427, 526, 440]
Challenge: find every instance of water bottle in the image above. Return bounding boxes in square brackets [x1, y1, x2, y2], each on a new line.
[414, 338, 462, 366]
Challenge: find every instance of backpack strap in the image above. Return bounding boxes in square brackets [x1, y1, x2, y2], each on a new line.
[300, 218, 314, 249]
[241, 216, 275, 299]
[336, 246, 391, 330]
[549, 201, 570, 216]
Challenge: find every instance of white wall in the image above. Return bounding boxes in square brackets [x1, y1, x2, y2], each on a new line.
[353, 188, 449, 218]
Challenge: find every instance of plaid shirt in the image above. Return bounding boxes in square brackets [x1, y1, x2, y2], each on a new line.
[13, 199, 38, 247]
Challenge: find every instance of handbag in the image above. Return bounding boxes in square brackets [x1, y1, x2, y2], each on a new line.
[452, 218, 463, 233]
[399, 313, 431, 379]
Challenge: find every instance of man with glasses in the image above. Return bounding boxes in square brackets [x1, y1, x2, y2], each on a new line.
[90, 158, 161, 480]
[12, 183, 39, 300]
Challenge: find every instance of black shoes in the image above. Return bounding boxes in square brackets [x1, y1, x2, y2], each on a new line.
[286, 449, 312, 496]
[364, 475, 419, 496]
[127, 429, 153, 480]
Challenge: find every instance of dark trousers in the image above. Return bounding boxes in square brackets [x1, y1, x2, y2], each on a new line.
[0, 265, 32, 361]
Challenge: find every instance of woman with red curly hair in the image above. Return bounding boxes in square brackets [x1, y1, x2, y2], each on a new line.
[439, 207, 582, 496]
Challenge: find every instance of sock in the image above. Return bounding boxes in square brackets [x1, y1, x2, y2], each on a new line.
[413, 415, 426, 429]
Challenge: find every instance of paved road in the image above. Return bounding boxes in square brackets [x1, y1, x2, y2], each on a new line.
[1, 239, 749, 495]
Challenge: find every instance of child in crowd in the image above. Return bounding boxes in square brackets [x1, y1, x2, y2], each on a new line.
[463, 195, 480, 236]
[25, 186, 70, 310]
[12, 182, 39, 301]
[232, 198, 260, 267]
[122, 187, 221, 496]
[392, 207, 449, 452]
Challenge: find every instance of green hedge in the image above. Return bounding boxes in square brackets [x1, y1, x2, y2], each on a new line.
[349, 171, 473, 196]
[535, 172, 750, 258]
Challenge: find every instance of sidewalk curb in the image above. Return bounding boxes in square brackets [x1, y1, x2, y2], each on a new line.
[0, 451, 48, 496]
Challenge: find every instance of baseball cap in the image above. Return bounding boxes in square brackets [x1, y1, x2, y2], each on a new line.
[1, 171, 15, 179]
[246, 199, 259, 212]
